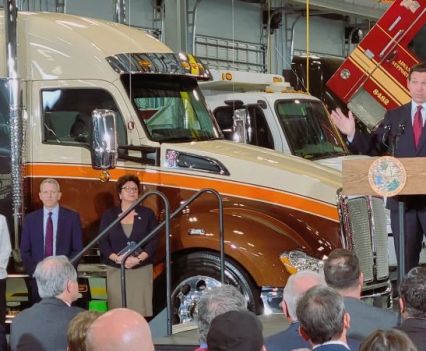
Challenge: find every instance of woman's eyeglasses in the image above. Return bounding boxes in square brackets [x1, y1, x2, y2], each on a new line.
[121, 186, 139, 192]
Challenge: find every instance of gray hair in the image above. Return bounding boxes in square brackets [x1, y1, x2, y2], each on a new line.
[296, 285, 345, 345]
[197, 285, 247, 344]
[283, 270, 325, 321]
[34, 255, 77, 298]
[40, 178, 61, 192]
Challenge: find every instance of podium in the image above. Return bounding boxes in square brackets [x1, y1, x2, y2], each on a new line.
[342, 157, 426, 284]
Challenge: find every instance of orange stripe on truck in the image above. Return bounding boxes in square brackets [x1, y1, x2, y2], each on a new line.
[25, 163, 339, 222]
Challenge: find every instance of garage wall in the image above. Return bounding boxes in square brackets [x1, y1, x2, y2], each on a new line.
[22, 0, 348, 73]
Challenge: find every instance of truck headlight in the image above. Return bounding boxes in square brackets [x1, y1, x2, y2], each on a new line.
[280, 250, 323, 274]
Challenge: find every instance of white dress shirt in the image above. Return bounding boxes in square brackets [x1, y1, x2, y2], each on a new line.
[0, 215, 12, 279]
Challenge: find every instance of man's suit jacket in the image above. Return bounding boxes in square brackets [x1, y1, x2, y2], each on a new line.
[313, 343, 350, 351]
[344, 297, 398, 340]
[20, 207, 83, 275]
[266, 321, 361, 351]
[10, 297, 84, 351]
[350, 102, 426, 210]
[397, 318, 426, 351]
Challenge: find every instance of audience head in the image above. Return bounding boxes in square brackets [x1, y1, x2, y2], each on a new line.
[67, 311, 101, 351]
[324, 248, 363, 295]
[360, 329, 417, 351]
[86, 308, 153, 351]
[196, 284, 247, 344]
[399, 266, 426, 319]
[39, 178, 62, 209]
[34, 255, 80, 303]
[296, 285, 349, 346]
[282, 270, 324, 322]
[207, 310, 265, 351]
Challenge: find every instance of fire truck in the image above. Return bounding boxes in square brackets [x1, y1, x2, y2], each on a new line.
[327, 0, 425, 129]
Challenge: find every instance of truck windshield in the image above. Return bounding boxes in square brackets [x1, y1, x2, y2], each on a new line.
[275, 99, 348, 160]
[121, 74, 221, 142]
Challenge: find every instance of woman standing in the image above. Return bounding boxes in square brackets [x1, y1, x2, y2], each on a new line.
[99, 174, 158, 316]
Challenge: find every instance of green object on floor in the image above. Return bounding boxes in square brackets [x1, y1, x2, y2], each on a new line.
[89, 300, 108, 312]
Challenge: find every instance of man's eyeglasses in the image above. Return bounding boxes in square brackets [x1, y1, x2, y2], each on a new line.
[121, 186, 139, 193]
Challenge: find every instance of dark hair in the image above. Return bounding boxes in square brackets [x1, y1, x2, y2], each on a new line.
[399, 266, 426, 318]
[324, 248, 360, 290]
[296, 285, 345, 345]
[360, 329, 417, 351]
[116, 174, 140, 195]
[409, 62, 426, 80]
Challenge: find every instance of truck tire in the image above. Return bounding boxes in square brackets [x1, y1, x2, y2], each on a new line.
[171, 251, 263, 324]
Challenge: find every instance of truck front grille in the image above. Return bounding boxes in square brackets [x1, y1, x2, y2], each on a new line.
[338, 194, 389, 283]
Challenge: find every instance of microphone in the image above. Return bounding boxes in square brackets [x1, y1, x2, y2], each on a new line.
[382, 124, 392, 147]
[392, 121, 406, 156]
[398, 121, 406, 135]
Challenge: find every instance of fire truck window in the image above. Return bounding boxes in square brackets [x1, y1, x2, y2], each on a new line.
[41, 89, 127, 146]
[408, 24, 426, 62]
[247, 105, 274, 150]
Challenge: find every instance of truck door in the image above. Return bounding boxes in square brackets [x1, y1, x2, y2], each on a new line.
[326, 0, 426, 128]
[28, 80, 135, 239]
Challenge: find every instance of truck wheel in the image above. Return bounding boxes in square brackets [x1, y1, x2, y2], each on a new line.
[171, 251, 262, 324]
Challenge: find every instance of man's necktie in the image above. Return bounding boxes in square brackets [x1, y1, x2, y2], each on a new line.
[413, 105, 423, 148]
[44, 212, 53, 257]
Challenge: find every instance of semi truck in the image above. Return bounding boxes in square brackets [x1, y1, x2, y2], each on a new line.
[0, 9, 389, 325]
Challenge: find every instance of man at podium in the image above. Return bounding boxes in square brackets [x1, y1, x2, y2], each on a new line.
[330, 62, 426, 273]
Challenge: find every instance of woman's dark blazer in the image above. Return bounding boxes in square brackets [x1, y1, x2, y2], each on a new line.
[98, 206, 158, 267]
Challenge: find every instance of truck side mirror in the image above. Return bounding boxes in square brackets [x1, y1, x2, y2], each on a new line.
[232, 108, 248, 143]
[91, 109, 118, 170]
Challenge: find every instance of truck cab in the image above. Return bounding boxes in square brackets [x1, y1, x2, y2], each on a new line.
[201, 69, 365, 171]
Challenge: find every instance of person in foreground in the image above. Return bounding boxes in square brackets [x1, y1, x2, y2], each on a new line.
[396, 266, 426, 350]
[324, 248, 398, 339]
[67, 310, 101, 351]
[195, 284, 247, 351]
[330, 62, 426, 273]
[296, 285, 351, 351]
[85, 308, 154, 351]
[266, 270, 324, 351]
[360, 329, 417, 351]
[206, 310, 266, 351]
[0, 214, 11, 351]
[10, 256, 84, 351]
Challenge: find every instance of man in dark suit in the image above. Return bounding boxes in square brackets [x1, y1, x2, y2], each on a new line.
[20, 178, 83, 303]
[10, 256, 84, 351]
[397, 266, 426, 350]
[324, 249, 398, 340]
[331, 62, 426, 272]
[297, 285, 352, 351]
[266, 270, 324, 351]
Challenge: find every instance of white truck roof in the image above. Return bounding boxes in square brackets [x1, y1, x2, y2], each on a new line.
[202, 69, 292, 92]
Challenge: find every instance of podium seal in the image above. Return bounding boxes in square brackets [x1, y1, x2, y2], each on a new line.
[368, 156, 407, 197]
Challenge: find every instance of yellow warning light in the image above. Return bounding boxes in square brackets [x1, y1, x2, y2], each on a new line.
[273, 76, 283, 83]
[181, 61, 191, 70]
[221, 72, 233, 81]
[138, 59, 153, 70]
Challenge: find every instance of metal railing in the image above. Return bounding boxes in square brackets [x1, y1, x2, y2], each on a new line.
[71, 187, 224, 336]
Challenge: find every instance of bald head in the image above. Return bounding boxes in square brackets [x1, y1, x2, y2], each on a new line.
[86, 308, 153, 351]
[283, 270, 325, 321]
